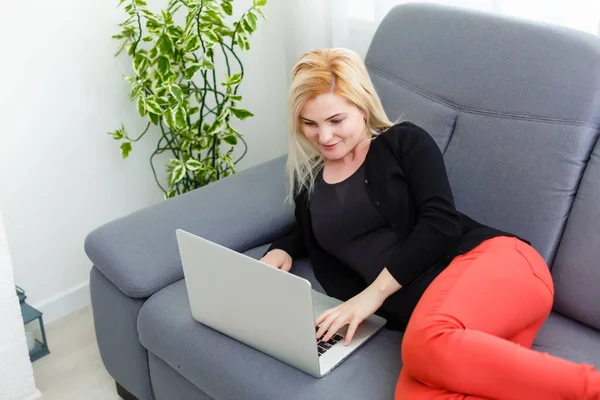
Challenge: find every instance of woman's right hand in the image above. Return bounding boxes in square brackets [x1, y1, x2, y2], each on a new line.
[260, 249, 293, 272]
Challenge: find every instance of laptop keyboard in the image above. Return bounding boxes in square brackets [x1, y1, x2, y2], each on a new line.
[315, 326, 344, 357]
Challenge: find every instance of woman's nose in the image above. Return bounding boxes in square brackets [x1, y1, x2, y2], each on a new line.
[319, 128, 333, 143]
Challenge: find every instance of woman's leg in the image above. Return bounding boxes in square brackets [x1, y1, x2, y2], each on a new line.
[394, 236, 600, 400]
[396, 369, 491, 399]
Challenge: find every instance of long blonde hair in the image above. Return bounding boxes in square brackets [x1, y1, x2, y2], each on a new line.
[286, 48, 394, 203]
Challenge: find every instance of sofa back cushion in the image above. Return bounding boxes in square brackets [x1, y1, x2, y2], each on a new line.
[366, 3, 600, 266]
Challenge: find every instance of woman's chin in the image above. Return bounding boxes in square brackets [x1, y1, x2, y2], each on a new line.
[322, 151, 344, 161]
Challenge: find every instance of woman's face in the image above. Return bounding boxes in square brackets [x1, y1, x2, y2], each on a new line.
[299, 93, 368, 162]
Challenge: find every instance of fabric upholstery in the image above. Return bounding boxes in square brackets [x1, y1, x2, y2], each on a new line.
[90, 267, 154, 400]
[84, 156, 292, 299]
[148, 353, 213, 400]
[551, 141, 600, 330]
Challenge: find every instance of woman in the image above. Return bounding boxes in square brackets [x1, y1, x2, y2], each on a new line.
[260, 48, 600, 399]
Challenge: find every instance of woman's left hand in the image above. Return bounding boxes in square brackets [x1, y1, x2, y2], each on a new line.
[315, 285, 386, 346]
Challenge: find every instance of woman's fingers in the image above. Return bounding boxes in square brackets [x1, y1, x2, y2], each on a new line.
[322, 315, 350, 343]
[315, 308, 338, 338]
[260, 255, 286, 270]
[344, 319, 360, 346]
[315, 307, 334, 326]
[260, 250, 290, 269]
[281, 258, 292, 272]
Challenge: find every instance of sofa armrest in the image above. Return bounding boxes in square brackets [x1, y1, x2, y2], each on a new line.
[85, 155, 294, 299]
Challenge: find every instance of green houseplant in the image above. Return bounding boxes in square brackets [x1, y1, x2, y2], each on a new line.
[109, 0, 267, 199]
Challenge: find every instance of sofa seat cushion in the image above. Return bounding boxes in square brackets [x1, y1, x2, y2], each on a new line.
[533, 311, 600, 368]
[137, 245, 404, 400]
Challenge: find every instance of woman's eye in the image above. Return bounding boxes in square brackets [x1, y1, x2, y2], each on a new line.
[331, 119, 342, 124]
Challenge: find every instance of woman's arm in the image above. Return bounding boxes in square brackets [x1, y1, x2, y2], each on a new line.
[384, 123, 463, 287]
[372, 267, 402, 298]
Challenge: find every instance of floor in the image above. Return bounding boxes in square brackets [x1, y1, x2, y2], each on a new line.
[32, 306, 120, 400]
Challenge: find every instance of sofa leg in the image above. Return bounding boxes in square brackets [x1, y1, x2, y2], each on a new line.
[116, 381, 141, 400]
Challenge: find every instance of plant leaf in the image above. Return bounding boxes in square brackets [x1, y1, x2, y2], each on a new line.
[247, 12, 258, 31]
[109, 126, 124, 140]
[185, 35, 200, 52]
[206, 118, 224, 135]
[134, 0, 147, 6]
[137, 97, 147, 116]
[149, 112, 159, 125]
[222, 154, 235, 171]
[181, 139, 191, 151]
[223, 135, 238, 145]
[221, 2, 232, 16]
[146, 18, 162, 34]
[255, 8, 267, 20]
[202, 57, 215, 70]
[203, 29, 219, 43]
[164, 107, 176, 129]
[145, 98, 163, 114]
[161, 10, 173, 24]
[185, 63, 202, 79]
[217, 107, 230, 122]
[242, 19, 253, 34]
[167, 25, 182, 40]
[127, 42, 137, 56]
[141, 8, 155, 17]
[121, 142, 132, 158]
[169, 163, 185, 185]
[175, 107, 187, 129]
[228, 73, 243, 85]
[253, 0, 267, 6]
[235, 35, 248, 51]
[229, 107, 254, 120]
[156, 56, 170, 76]
[185, 12, 196, 33]
[185, 159, 202, 171]
[226, 121, 243, 137]
[165, 189, 177, 199]
[205, 10, 224, 26]
[115, 41, 128, 57]
[169, 84, 183, 104]
[157, 34, 174, 55]
[155, 96, 170, 107]
[133, 53, 149, 73]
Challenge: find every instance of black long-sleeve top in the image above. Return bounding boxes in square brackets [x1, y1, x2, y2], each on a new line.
[265, 122, 525, 330]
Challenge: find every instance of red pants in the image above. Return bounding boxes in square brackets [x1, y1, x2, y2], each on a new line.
[395, 236, 600, 399]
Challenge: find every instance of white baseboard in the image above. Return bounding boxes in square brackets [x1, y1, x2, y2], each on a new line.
[32, 282, 91, 325]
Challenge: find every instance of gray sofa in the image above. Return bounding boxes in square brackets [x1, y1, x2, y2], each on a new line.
[85, 3, 600, 399]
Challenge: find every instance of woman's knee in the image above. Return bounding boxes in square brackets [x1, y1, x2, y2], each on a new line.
[401, 317, 463, 381]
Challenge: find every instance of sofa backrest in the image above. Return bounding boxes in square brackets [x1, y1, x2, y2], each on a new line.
[366, 4, 600, 329]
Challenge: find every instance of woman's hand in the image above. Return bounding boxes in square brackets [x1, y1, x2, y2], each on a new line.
[259, 249, 293, 272]
[315, 285, 386, 346]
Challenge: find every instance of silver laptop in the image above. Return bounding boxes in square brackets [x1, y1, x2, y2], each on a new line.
[175, 229, 387, 378]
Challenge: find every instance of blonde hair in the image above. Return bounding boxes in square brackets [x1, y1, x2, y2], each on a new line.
[286, 48, 394, 204]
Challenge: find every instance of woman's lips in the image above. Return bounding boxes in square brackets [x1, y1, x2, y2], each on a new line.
[322, 142, 338, 150]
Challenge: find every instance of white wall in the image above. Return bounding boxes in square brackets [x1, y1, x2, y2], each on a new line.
[0, 211, 40, 400]
[0, 0, 289, 323]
